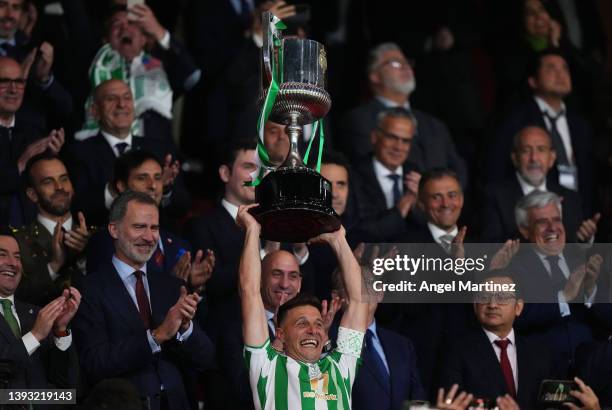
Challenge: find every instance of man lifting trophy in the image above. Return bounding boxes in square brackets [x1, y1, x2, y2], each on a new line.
[249, 11, 340, 242]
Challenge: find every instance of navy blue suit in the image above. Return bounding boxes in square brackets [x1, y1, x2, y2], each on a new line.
[72, 261, 214, 410]
[352, 326, 426, 410]
[85, 228, 191, 276]
[440, 329, 551, 409]
[509, 247, 600, 376]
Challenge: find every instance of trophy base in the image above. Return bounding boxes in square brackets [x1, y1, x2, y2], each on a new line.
[250, 167, 340, 243]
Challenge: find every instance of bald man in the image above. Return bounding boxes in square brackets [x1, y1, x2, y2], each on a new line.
[66, 79, 187, 226]
[482, 126, 591, 243]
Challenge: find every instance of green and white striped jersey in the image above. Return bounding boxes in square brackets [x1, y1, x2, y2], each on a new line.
[244, 326, 364, 410]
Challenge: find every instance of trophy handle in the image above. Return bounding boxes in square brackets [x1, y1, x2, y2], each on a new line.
[261, 11, 274, 86]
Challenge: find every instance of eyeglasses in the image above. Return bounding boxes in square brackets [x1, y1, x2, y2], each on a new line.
[0, 77, 25, 89]
[379, 58, 413, 70]
[377, 128, 412, 146]
[474, 292, 517, 305]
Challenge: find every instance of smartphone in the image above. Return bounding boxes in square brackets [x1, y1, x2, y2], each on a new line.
[538, 379, 580, 405]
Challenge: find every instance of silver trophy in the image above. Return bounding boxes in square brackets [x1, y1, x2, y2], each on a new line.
[250, 11, 340, 242]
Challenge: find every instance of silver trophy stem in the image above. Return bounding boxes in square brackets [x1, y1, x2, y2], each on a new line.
[280, 111, 305, 169]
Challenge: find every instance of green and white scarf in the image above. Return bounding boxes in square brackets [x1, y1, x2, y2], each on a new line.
[75, 43, 173, 141]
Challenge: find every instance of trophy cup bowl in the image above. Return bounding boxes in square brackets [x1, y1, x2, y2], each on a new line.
[250, 25, 340, 242]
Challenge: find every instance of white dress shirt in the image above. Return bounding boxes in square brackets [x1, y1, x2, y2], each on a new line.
[516, 172, 546, 196]
[483, 328, 518, 390]
[37, 214, 73, 281]
[373, 157, 403, 209]
[0, 295, 72, 355]
[428, 223, 459, 249]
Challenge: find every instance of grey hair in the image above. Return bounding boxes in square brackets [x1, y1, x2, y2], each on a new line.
[367, 42, 403, 74]
[109, 190, 157, 223]
[515, 190, 563, 228]
[376, 107, 417, 129]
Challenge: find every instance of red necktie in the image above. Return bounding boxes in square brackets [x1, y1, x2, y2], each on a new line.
[494, 339, 517, 398]
[134, 270, 152, 329]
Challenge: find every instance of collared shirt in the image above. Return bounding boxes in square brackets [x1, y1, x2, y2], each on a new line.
[373, 157, 403, 209]
[428, 223, 459, 248]
[516, 172, 546, 196]
[534, 250, 596, 316]
[112, 255, 193, 353]
[483, 328, 518, 390]
[376, 96, 411, 110]
[367, 319, 389, 373]
[221, 198, 239, 221]
[102, 131, 133, 157]
[0, 115, 15, 130]
[38, 214, 73, 281]
[534, 96, 573, 165]
[0, 294, 71, 355]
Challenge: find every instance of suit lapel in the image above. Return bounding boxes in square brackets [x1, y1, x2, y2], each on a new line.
[377, 329, 396, 399]
[362, 331, 391, 395]
[32, 221, 52, 252]
[102, 262, 147, 331]
[14, 301, 35, 335]
[94, 134, 117, 181]
[474, 330, 508, 393]
[147, 270, 171, 328]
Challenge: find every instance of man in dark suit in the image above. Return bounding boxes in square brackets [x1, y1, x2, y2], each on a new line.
[352, 108, 422, 242]
[339, 42, 467, 187]
[509, 190, 603, 377]
[440, 273, 551, 409]
[482, 125, 598, 243]
[14, 153, 90, 306]
[486, 49, 594, 213]
[330, 268, 425, 409]
[86, 150, 213, 293]
[0, 227, 79, 392]
[0, 57, 66, 226]
[66, 79, 188, 226]
[72, 191, 214, 410]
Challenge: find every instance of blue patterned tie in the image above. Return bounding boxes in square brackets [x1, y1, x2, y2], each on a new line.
[386, 174, 401, 205]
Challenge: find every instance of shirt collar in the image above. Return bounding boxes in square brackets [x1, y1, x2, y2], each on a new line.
[483, 327, 515, 346]
[534, 248, 566, 264]
[0, 38, 16, 47]
[265, 309, 274, 322]
[101, 131, 133, 154]
[0, 294, 15, 305]
[534, 96, 566, 117]
[367, 319, 378, 338]
[372, 157, 402, 178]
[428, 222, 458, 243]
[375, 96, 410, 111]
[112, 254, 147, 281]
[221, 198, 240, 221]
[515, 172, 546, 195]
[0, 116, 16, 129]
[37, 214, 72, 235]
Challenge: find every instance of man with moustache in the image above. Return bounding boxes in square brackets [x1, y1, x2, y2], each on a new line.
[0, 228, 80, 393]
[482, 126, 597, 243]
[14, 153, 90, 306]
[0, 57, 65, 226]
[73, 191, 214, 410]
[339, 42, 467, 187]
[67, 79, 187, 226]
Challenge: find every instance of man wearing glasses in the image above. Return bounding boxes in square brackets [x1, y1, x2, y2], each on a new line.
[439, 273, 551, 409]
[339, 42, 467, 188]
[352, 107, 421, 242]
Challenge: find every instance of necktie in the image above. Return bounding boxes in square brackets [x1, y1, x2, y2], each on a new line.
[543, 111, 570, 166]
[545, 255, 567, 292]
[439, 234, 455, 254]
[133, 271, 152, 329]
[386, 174, 401, 206]
[494, 339, 516, 398]
[268, 317, 276, 338]
[115, 142, 129, 156]
[365, 329, 390, 392]
[0, 299, 20, 338]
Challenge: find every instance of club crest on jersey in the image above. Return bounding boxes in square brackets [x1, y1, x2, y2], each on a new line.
[303, 374, 337, 401]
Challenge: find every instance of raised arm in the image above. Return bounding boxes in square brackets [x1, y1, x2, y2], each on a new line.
[236, 204, 269, 347]
[310, 227, 368, 332]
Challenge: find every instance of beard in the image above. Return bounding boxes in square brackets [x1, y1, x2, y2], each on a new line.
[383, 76, 416, 96]
[520, 164, 546, 187]
[38, 190, 72, 217]
[115, 236, 156, 265]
